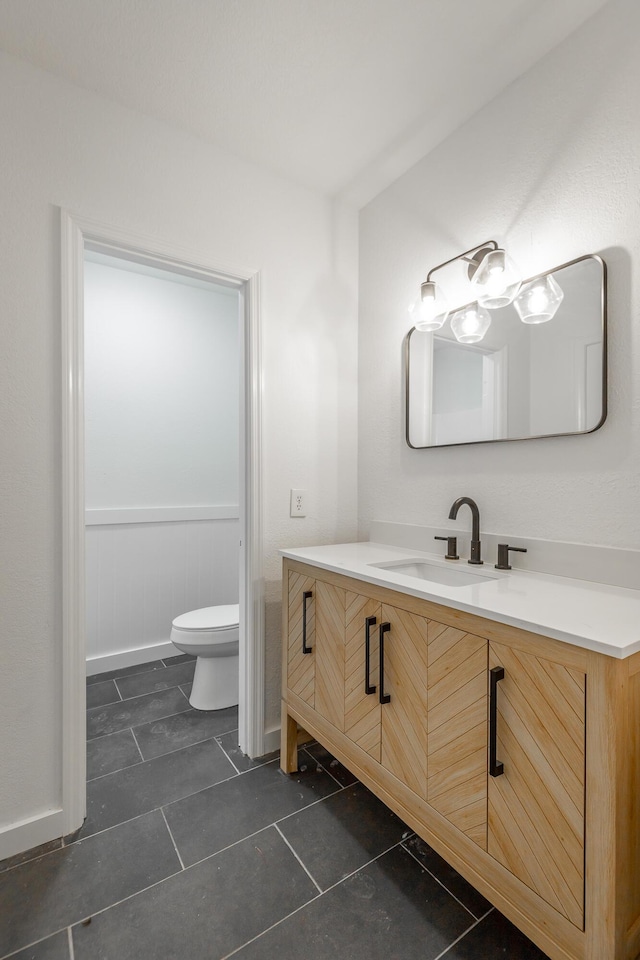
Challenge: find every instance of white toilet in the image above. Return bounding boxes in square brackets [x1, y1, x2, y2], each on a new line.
[170, 604, 239, 711]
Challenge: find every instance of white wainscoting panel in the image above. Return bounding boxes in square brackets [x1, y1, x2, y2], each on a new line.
[85, 517, 239, 674]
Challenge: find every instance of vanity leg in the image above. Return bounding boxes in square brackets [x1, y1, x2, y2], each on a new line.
[280, 702, 299, 773]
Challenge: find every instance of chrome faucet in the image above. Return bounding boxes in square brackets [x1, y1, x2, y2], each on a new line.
[448, 497, 483, 565]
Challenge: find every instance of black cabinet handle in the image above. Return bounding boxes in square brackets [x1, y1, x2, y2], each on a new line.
[489, 666, 505, 777]
[379, 622, 391, 704]
[364, 616, 377, 695]
[302, 590, 313, 654]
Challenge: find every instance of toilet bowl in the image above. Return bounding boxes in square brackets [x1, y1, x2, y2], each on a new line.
[170, 604, 239, 711]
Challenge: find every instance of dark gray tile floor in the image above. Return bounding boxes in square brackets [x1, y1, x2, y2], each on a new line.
[0, 655, 551, 960]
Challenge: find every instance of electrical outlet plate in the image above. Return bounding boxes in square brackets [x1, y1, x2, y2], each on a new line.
[290, 489, 306, 517]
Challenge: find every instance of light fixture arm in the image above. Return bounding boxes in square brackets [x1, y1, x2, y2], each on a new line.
[425, 240, 498, 283]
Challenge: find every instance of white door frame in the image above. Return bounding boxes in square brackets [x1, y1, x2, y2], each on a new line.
[60, 210, 264, 833]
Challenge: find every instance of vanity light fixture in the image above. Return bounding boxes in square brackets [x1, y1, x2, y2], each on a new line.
[408, 279, 450, 332]
[513, 273, 564, 324]
[468, 246, 522, 309]
[409, 239, 561, 344]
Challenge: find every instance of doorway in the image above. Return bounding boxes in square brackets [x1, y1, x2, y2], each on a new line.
[61, 211, 264, 835]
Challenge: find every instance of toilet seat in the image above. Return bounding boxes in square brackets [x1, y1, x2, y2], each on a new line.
[172, 604, 239, 632]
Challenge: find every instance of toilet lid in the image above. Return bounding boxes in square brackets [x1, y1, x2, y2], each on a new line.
[172, 604, 239, 632]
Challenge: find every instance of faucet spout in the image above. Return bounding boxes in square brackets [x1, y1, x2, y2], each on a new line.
[448, 497, 483, 565]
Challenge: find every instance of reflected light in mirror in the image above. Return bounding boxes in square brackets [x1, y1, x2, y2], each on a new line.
[514, 274, 564, 324]
[450, 303, 491, 343]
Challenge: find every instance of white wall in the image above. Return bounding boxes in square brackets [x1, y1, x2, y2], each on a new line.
[0, 51, 358, 848]
[358, 0, 640, 550]
[85, 518, 239, 671]
[83, 258, 240, 670]
[84, 256, 240, 511]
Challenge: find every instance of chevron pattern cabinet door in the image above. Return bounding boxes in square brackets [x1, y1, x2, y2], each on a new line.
[427, 622, 488, 849]
[380, 604, 429, 798]
[286, 570, 315, 707]
[488, 642, 585, 929]
[315, 581, 347, 731]
[344, 594, 381, 761]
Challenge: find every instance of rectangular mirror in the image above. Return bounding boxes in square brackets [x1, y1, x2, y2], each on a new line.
[405, 254, 606, 448]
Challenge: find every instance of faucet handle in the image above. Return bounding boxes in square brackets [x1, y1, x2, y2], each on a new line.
[495, 544, 527, 570]
[434, 536, 459, 560]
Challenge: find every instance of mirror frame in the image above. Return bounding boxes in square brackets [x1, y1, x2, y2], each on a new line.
[404, 253, 607, 449]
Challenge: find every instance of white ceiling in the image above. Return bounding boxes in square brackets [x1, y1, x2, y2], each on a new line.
[0, 0, 609, 206]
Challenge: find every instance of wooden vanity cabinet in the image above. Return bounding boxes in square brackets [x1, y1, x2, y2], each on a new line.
[281, 558, 640, 960]
[488, 641, 586, 931]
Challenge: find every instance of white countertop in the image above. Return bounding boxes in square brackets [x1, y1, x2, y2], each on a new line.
[280, 541, 640, 659]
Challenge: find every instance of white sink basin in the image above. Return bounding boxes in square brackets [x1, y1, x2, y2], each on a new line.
[370, 558, 497, 588]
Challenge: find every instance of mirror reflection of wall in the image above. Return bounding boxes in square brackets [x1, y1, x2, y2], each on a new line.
[406, 255, 606, 449]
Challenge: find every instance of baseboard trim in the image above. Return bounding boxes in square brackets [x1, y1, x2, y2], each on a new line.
[86, 641, 177, 676]
[0, 809, 65, 863]
[262, 725, 281, 757]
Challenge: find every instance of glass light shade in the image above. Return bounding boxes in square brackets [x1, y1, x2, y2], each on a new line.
[450, 303, 491, 344]
[408, 296, 448, 332]
[470, 248, 522, 309]
[513, 274, 564, 324]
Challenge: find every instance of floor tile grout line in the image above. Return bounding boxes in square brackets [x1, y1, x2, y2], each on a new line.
[85, 682, 191, 716]
[273, 823, 323, 895]
[219, 837, 416, 960]
[85, 713, 238, 745]
[401, 841, 482, 921]
[129, 726, 146, 763]
[160, 807, 185, 871]
[432, 906, 495, 960]
[44, 864, 185, 939]
[93, 728, 240, 774]
[219, 884, 325, 960]
[85, 664, 165, 686]
[85, 732, 264, 794]
[183, 819, 313, 871]
[0, 931, 60, 960]
[86, 705, 194, 741]
[86, 756, 143, 784]
[216, 742, 242, 776]
[0, 841, 63, 874]
[298, 749, 352, 790]
[0, 919, 80, 960]
[75, 757, 306, 849]
[111, 678, 124, 701]
[317, 837, 408, 898]
[110, 678, 195, 704]
[271, 781, 350, 829]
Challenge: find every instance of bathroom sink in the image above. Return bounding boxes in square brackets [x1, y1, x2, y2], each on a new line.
[369, 558, 497, 588]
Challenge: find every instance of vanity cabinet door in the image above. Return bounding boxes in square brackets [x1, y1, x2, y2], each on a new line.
[379, 604, 429, 798]
[286, 569, 316, 706]
[286, 572, 347, 729]
[314, 580, 347, 731]
[344, 594, 382, 761]
[427, 622, 488, 849]
[487, 641, 586, 929]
